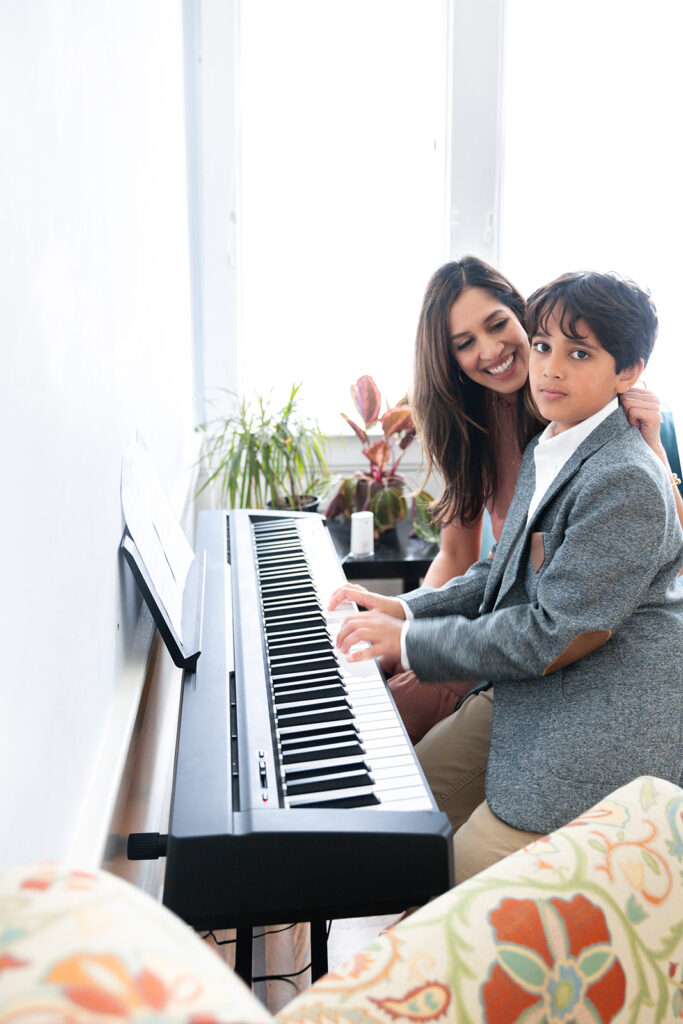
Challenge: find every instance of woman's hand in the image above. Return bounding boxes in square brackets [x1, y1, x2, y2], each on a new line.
[335, 610, 404, 664]
[622, 383, 683, 549]
[621, 383, 665, 455]
[328, 583, 406, 619]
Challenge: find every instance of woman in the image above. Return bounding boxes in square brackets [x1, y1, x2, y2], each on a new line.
[341, 257, 681, 744]
[331, 263, 683, 885]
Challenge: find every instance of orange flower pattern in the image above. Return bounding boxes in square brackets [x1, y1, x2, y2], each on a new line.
[481, 895, 626, 1022]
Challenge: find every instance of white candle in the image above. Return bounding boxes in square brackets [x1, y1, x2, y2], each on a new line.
[350, 510, 374, 557]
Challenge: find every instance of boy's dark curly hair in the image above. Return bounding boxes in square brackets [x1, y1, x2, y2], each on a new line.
[526, 271, 658, 371]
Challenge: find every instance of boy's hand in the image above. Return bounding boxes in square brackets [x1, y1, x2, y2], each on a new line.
[335, 611, 403, 664]
[621, 383, 664, 453]
[328, 584, 406, 619]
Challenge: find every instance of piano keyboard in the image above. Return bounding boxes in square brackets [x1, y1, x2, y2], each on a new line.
[252, 517, 433, 811]
[161, 508, 453, 933]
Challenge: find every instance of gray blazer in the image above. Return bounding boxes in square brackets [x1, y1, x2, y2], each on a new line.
[403, 406, 683, 833]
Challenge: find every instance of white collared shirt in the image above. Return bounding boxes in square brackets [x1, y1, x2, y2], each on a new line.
[399, 396, 620, 671]
[527, 397, 618, 522]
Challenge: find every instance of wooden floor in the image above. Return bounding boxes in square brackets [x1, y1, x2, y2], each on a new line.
[204, 913, 398, 1014]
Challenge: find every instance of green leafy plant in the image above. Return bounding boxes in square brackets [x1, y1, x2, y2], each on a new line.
[411, 490, 441, 545]
[197, 384, 328, 510]
[325, 375, 438, 537]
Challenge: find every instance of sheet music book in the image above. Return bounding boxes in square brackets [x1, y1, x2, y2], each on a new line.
[120, 435, 204, 668]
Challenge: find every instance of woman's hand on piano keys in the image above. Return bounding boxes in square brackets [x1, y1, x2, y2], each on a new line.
[328, 584, 406, 620]
[335, 610, 403, 664]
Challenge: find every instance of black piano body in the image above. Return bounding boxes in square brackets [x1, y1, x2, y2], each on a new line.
[127, 506, 453, 938]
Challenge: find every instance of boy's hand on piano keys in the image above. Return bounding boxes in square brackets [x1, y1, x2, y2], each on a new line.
[328, 584, 406, 619]
[336, 610, 403, 664]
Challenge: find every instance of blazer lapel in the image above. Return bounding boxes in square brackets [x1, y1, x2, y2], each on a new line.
[491, 406, 631, 609]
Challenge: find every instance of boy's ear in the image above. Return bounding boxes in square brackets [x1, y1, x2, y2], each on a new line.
[616, 358, 645, 394]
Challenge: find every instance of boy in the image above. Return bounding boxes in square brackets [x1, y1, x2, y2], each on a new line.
[332, 271, 683, 882]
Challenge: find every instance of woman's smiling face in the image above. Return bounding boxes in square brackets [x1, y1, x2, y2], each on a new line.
[448, 286, 530, 395]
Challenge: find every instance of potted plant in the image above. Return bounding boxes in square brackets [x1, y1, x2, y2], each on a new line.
[325, 375, 439, 541]
[197, 384, 329, 511]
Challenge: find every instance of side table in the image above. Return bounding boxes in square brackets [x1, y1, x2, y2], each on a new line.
[325, 515, 439, 593]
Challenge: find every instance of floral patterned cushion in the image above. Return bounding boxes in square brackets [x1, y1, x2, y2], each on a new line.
[0, 861, 271, 1023]
[1, 776, 681, 1024]
[278, 776, 683, 1024]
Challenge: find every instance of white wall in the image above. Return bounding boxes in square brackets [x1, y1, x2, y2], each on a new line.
[0, 2, 195, 869]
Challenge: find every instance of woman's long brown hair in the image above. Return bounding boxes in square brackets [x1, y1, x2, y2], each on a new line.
[412, 256, 542, 527]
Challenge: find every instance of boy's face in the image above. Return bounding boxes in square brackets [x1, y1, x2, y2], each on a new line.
[529, 306, 642, 433]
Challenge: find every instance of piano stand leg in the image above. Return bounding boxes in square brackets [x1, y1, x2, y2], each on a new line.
[235, 927, 253, 986]
[309, 920, 328, 981]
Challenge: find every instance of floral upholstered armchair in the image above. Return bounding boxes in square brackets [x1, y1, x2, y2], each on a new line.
[1, 775, 682, 1023]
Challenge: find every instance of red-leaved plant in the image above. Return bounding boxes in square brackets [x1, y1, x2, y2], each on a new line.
[325, 375, 418, 535]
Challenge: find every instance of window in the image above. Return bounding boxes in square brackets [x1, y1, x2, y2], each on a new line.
[500, 0, 683, 412]
[239, 0, 449, 430]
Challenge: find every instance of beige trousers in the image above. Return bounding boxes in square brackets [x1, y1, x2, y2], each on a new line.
[415, 689, 544, 884]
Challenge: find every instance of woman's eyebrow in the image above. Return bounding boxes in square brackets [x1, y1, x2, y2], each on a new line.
[483, 308, 508, 325]
[450, 308, 508, 341]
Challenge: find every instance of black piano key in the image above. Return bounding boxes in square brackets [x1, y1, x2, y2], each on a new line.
[260, 583, 314, 596]
[261, 572, 312, 580]
[267, 636, 330, 652]
[271, 659, 337, 675]
[273, 685, 344, 701]
[276, 697, 350, 717]
[272, 676, 342, 692]
[270, 664, 341, 682]
[280, 740, 365, 764]
[256, 552, 306, 562]
[261, 597, 321, 610]
[263, 585, 314, 595]
[265, 616, 327, 629]
[264, 616, 327, 632]
[263, 606, 323, 620]
[276, 706, 353, 727]
[273, 687, 348, 706]
[260, 576, 313, 587]
[270, 659, 340, 678]
[287, 788, 381, 809]
[268, 648, 338, 664]
[269, 647, 332, 663]
[277, 713, 359, 730]
[272, 674, 342, 693]
[268, 635, 332, 650]
[285, 767, 373, 794]
[263, 604, 323, 617]
[284, 754, 369, 775]
[279, 724, 360, 747]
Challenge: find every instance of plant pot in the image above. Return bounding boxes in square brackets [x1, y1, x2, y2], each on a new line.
[268, 495, 320, 514]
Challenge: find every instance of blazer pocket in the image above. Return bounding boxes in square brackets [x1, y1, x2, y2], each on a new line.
[530, 531, 545, 573]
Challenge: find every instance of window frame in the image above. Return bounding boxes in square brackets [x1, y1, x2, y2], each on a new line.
[185, 0, 506, 426]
